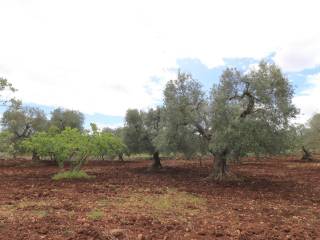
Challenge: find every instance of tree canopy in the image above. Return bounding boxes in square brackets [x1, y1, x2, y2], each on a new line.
[1, 99, 48, 157]
[161, 61, 298, 179]
[50, 108, 84, 132]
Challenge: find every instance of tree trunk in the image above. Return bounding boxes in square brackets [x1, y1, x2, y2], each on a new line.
[32, 151, 40, 161]
[72, 153, 88, 172]
[150, 151, 162, 170]
[302, 146, 313, 161]
[208, 149, 229, 180]
[199, 156, 203, 167]
[118, 153, 124, 161]
[231, 148, 241, 163]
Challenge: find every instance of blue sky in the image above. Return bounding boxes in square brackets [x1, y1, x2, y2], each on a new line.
[0, 0, 319, 128]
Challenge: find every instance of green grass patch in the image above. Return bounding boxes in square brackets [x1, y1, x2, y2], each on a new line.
[87, 209, 104, 220]
[52, 170, 95, 180]
[32, 210, 48, 218]
[104, 188, 206, 221]
[0, 204, 16, 218]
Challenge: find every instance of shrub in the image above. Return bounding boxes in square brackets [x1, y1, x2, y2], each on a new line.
[52, 170, 94, 180]
[23, 127, 127, 170]
[91, 132, 127, 160]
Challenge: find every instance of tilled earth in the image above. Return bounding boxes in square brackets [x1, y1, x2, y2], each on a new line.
[0, 157, 319, 240]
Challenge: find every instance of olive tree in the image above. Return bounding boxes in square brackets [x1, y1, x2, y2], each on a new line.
[1, 99, 49, 158]
[163, 62, 297, 180]
[299, 113, 320, 161]
[50, 108, 84, 132]
[143, 107, 164, 169]
[162, 71, 207, 159]
[123, 108, 164, 170]
[0, 77, 17, 156]
[123, 109, 147, 154]
[207, 62, 297, 179]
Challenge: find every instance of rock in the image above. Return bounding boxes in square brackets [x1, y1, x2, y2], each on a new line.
[110, 228, 125, 238]
[183, 233, 190, 238]
[83, 223, 90, 228]
[138, 233, 145, 240]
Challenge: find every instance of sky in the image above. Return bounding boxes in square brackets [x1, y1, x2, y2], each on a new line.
[0, 0, 320, 128]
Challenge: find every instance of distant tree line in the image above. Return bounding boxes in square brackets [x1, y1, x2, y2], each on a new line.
[0, 61, 319, 180]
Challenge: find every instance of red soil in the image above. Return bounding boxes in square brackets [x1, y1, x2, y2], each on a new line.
[0, 157, 319, 239]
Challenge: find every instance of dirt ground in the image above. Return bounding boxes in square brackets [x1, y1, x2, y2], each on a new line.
[0, 157, 319, 240]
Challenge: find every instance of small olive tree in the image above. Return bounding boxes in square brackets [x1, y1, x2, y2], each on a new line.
[123, 108, 164, 170]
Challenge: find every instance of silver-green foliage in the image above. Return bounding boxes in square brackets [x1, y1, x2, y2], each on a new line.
[162, 61, 298, 178]
[50, 107, 84, 132]
[301, 113, 320, 152]
[209, 61, 298, 156]
[123, 109, 156, 155]
[1, 99, 48, 156]
[161, 71, 208, 158]
[0, 77, 16, 105]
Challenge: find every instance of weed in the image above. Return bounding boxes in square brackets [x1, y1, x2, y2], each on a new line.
[32, 210, 48, 218]
[103, 188, 206, 221]
[0, 204, 16, 218]
[87, 209, 104, 220]
[52, 170, 95, 180]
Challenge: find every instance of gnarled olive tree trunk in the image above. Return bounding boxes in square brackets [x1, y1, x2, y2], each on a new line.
[209, 148, 229, 180]
[150, 151, 162, 170]
[302, 146, 313, 161]
[32, 150, 40, 161]
[118, 153, 124, 161]
[231, 148, 242, 163]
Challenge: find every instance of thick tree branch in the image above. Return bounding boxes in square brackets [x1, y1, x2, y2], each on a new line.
[229, 82, 260, 119]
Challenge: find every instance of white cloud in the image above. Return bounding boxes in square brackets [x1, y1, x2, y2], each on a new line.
[0, 0, 320, 116]
[293, 73, 320, 123]
[274, 34, 320, 72]
[94, 122, 124, 131]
